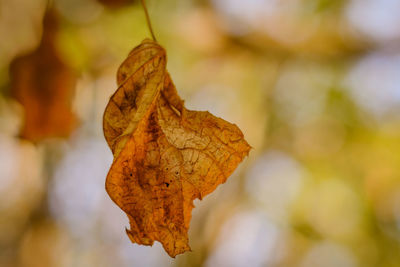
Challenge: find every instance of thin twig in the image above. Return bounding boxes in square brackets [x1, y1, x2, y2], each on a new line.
[140, 0, 157, 41]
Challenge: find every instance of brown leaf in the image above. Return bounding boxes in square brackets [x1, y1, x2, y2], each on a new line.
[103, 39, 250, 257]
[10, 10, 77, 142]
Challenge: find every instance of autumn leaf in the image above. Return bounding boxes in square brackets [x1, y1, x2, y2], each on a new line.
[103, 39, 251, 257]
[10, 10, 77, 142]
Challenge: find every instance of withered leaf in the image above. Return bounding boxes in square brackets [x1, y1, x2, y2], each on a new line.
[10, 10, 77, 142]
[103, 39, 250, 257]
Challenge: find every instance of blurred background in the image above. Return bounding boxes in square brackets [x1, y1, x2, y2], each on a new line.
[1, 0, 400, 266]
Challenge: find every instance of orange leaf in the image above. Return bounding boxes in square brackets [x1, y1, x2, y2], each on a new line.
[103, 39, 250, 257]
[10, 10, 77, 142]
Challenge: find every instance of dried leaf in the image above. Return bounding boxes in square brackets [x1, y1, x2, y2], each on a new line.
[103, 39, 250, 257]
[10, 10, 77, 141]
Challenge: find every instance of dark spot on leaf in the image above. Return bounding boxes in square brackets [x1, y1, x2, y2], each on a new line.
[165, 182, 169, 187]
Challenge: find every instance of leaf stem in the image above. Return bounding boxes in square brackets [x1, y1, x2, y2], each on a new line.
[140, 0, 157, 42]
